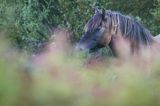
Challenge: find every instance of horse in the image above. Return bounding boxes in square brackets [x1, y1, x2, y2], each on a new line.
[76, 8, 159, 57]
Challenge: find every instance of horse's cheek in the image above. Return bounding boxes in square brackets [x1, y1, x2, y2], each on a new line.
[105, 35, 112, 44]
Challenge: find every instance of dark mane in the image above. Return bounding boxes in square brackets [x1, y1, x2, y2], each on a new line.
[115, 12, 154, 45]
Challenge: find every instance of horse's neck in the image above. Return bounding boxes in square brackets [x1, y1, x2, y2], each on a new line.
[108, 35, 147, 57]
[108, 36, 131, 57]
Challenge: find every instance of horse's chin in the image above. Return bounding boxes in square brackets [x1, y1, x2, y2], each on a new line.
[89, 44, 106, 53]
[89, 48, 100, 53]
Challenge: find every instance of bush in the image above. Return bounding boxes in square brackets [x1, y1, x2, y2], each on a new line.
[0, 0, 159, 53]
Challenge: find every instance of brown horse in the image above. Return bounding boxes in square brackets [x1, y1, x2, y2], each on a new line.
[76, 8, 159, 57]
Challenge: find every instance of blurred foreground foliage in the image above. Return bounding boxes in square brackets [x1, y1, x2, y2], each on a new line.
[0, 33, 160, 106]
[0, 0, 160, 53]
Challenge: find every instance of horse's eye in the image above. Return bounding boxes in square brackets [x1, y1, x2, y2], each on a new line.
[97, 27, 101, 30]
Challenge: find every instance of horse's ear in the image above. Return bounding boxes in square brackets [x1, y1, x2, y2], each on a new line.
[94, 6, 100, 14]
[102, 9, 106, 20]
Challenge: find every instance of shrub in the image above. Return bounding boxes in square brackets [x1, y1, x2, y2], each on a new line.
[0, 0, 159, 53]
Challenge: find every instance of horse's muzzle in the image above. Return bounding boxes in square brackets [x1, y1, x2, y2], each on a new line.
[75, 44, 90, 53]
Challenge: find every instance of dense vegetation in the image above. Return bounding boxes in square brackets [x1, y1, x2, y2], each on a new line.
[0, 0, 160, 52]
[0, 33, 160, 106]
[0, 1, 160, 105]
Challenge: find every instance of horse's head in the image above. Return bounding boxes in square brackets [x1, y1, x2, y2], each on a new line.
[76, 8, 112, 53]
[76, 8, 155, 56]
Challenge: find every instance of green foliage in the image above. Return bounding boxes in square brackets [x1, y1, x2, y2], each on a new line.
[151, 0, 160, 35]
[16, 0, 50, 52]
[0, 0, 160, 52]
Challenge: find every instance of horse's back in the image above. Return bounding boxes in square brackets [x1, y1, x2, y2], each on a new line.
[155, 34, 160, 42]
[153, 34, 160, 52]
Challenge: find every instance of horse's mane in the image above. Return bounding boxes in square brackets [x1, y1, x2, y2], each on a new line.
[85, 10, 154, 46]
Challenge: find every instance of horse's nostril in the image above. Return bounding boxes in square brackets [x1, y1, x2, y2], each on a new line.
[79, 47, 83, 51]
[75, 45, 84, 51]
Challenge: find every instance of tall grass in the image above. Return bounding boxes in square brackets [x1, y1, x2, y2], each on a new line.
[0, 30, 160, 106]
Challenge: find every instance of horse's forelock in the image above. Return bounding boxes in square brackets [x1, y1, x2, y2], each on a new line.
[84, 12, 102, 32]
